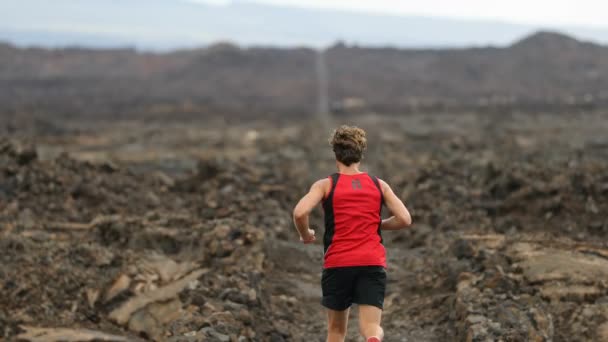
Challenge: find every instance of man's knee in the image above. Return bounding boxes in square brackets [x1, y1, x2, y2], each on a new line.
[327, 328, 346, 342]
[358, 322, 371, 335]
[359, 322, 382, 338]
[328, 321, 347, 336]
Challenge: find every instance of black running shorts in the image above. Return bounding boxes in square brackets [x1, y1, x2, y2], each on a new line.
[321, 266, 386, 311]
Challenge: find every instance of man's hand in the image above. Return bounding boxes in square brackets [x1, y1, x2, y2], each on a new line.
[300, 228, 316, 244]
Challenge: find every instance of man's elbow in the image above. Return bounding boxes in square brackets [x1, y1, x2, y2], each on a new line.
[398, 213, 412, 228]
[293, 207, 308, 220]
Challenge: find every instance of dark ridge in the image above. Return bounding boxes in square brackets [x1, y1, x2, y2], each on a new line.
[510, 30, 595, 49]
[1, 30, 608, 119]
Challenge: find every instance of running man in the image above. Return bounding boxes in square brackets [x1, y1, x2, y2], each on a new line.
[293, 125, 412, 342]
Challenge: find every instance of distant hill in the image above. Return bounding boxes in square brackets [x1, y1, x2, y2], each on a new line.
[1, 31, 608, 118]
[326, 31, 608, 112]
[2, 0, 608, 49]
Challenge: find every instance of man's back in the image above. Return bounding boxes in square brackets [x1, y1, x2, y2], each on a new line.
[322, 172, 385, 269]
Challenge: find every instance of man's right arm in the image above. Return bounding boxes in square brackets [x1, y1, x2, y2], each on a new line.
[293, 179, 327, 243]
[379, 180, 412, 230]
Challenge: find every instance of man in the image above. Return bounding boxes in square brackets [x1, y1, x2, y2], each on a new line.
[293, 125, 412, 342]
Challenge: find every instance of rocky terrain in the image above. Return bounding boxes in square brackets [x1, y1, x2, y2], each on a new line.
[1, 110, 608, 341]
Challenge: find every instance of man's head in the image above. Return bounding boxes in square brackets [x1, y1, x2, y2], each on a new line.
[329, 125, 367, 166]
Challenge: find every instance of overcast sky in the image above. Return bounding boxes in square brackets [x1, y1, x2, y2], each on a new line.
[3, 0, 608, 49]
[194, 0, 608, 28]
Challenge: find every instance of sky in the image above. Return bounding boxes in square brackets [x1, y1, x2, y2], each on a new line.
[193, 0, 608, 28]
[3, 0, 608, 49]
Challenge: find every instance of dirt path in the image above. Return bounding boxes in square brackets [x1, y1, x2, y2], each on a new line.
[264, 228, 455, 341]
[256, 121, 456, 341]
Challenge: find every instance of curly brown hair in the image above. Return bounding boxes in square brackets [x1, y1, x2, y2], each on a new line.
[329, 125, 367, 166]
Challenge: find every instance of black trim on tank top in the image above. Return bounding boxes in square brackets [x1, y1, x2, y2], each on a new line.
[368, 174, 384, 245]
[322, 173, 340, 254]
[369, 175, 384, 205]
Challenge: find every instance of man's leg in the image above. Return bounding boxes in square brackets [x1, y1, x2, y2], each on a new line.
[327, 308, 349, 342]
[322, 267, 355, 342]
[353, 267, 386, 341]
[358, 305, 383, 341]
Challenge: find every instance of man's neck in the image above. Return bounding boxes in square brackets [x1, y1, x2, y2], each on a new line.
[337, 163, 361, 175]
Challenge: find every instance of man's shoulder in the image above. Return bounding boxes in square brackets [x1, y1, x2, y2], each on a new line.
[310, 178, 331, 196]
[313, 177, 331, 188]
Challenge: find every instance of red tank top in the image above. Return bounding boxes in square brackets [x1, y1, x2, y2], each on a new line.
[322, 172, 386, 268]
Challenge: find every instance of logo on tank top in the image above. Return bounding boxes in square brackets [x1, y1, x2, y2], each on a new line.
[351, 179, 362, 189]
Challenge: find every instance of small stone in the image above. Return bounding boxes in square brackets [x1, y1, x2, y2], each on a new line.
[104, 274, 131, 303]
[453, 239, 475, 259]
[85, 288, 100, 308]
[201, 327, 230, 341]
[581, 306, 595, 318]
[597, 322, 608, 341]
[237, 309, 252, 325]
[15, 144, 37, 165]
[247, 288, 257, 303]
[466, 315, 487, 325]
[269, 332, 286, 342]
[488, 321, 502, 332]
